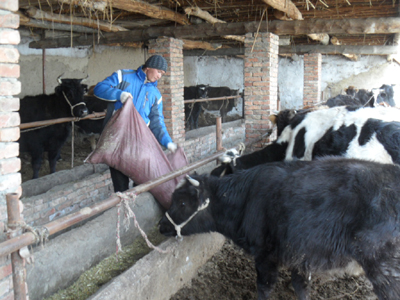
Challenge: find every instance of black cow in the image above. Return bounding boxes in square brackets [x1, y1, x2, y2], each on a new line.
[160, 158, 400, 300]
[75, 91, 109, 150]
[211, 106, 400, 176]
[19, 76, 89, 179]
[184, 85, 208, 130]
[202, 86, 239, 123]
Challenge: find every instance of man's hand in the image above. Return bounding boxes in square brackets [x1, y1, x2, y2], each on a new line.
[167, 142, 177, 153]
[120, 92, 133, 103]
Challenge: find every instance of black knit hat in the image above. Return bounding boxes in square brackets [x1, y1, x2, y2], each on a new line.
[144, 55, 168, 72]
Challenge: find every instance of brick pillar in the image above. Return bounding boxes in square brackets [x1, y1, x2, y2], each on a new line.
[148, 37, 185, 145]
[0, 0, 23, 299]
[244, 32, 279, 151]
[303, 53, 322, 107]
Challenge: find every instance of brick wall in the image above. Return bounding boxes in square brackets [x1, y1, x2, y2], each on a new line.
[244, 32, 279, 151]
[148, 38, 185, 145]
[0, 0, 21, 298]
[303, 53, 322, 106]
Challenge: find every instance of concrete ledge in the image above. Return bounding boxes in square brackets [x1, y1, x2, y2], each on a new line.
[88, 232, 226, 300]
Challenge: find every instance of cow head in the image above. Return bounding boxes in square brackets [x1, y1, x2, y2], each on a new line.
[375, 84, 395, 107]
[159, 174, 215, 238]
[197, 84, 209, 99]
[55, 75, 89, 118]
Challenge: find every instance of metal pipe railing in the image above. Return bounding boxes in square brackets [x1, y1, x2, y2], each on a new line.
[19, 111, 106, 130]
[183, 94, 241, 104]
[0, 149, 226, 258]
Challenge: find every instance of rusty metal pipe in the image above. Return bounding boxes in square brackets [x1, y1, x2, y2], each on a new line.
[6, 193, 27, 300]
[19, 112, 106, 130]
[216, 117, 223, 151]
[184, 95, 241, 104]
[0, 149, 226, 257]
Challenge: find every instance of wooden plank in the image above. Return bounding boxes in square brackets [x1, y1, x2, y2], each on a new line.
[29, 17, 400, 49]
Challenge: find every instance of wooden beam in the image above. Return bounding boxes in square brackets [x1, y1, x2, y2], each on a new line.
[24, 7, 128, 32]
[18, 12, 98, 34]
[184, 6, 244, 43]
[184, 48, 244, 57]
[279, 45, 399, 55]
[112, 0, 190, 25]
[58, 0, 107, 12]
[182, 39, 222, 51]
[262, 0, 302, 20]
[28, 17, 400, 49]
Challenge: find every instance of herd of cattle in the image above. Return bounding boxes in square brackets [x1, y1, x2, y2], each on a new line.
[19, 76, 400, 299]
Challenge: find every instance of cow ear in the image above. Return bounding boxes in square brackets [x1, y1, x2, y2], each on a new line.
[269, 114, 277, 124]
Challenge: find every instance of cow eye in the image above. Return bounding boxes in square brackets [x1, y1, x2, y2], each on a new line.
[380, 92, 387, 97]
[181, 202, 185, 207]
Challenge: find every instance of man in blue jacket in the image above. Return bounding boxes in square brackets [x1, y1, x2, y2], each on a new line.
[94, 55, 177, 192]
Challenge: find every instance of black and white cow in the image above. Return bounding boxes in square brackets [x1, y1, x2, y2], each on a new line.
[211, 106, 400, 176]
[184, 85, 208, 130]
[160, 158, 400, 300]
[19, 76, 89, 179]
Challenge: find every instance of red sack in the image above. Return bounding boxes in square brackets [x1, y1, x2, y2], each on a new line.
[84, 99, 188, 209]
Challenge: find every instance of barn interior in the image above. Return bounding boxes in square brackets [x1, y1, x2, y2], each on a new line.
[0, 0, 399, 299]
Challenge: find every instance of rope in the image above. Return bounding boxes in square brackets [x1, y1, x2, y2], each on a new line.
[115, 192, 169, 260]
[7, 221, 49, 248]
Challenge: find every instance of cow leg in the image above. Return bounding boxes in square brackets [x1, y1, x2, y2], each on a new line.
[48, 149, 60, 174]
[290, 269, 310, 300]
[361, 257, 400, 300]
[31, 154, 43, 179]
[255, 258, 278, 300]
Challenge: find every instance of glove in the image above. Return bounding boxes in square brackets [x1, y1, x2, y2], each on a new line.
[120, 92, 132, 104]
[167, 142, 177, 153]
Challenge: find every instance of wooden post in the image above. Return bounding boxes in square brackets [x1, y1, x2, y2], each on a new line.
[6, 193, 27, 300]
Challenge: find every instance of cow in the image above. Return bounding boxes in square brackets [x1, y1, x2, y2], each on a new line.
[184, 85, 208, 130]
[160, 158, 400, 300]
[211, 106, 400, 177]
[75, 89, 109, 150]
[19, 76, 89, 179]
[326, 85, 396, 108]
[202, 86, 240, 123]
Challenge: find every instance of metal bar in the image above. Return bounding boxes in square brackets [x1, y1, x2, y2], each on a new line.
[6, 193, 27, 300]
[19, 111, 106, 130]
[216, 117, 222, 151]
[42, 49, 45, 94]
[184, 95, 241, 104]
[0, 149, 226, 257]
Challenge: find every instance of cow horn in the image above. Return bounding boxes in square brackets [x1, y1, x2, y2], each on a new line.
[81, 74, 89, 83]
[186, 175, 200, 186]
[57, 74, 64, 84]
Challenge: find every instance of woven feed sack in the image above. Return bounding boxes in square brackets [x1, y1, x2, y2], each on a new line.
[85, 99, 188, 209]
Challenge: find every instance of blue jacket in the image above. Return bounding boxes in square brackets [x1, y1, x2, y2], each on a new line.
[93, 66, 173, 148]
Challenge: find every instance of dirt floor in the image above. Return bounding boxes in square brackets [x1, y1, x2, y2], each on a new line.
[171, 239, 378, 300]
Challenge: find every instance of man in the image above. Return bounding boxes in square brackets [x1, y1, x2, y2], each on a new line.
[94, 54, 177, 192]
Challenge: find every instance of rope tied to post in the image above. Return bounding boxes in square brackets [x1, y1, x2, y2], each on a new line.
[6, 221, 49, 247]
[115, 192, 169, 259]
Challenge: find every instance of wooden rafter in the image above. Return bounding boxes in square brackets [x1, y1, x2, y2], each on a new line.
[182, 39, 222, 51]
[28, 17, 400, 49]
[184, 6, 244, 43]
[24, 7, 128, 32]
[111, 0, 190, 25]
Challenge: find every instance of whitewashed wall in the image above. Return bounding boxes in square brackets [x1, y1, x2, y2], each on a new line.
[18, 35, 399, 108]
